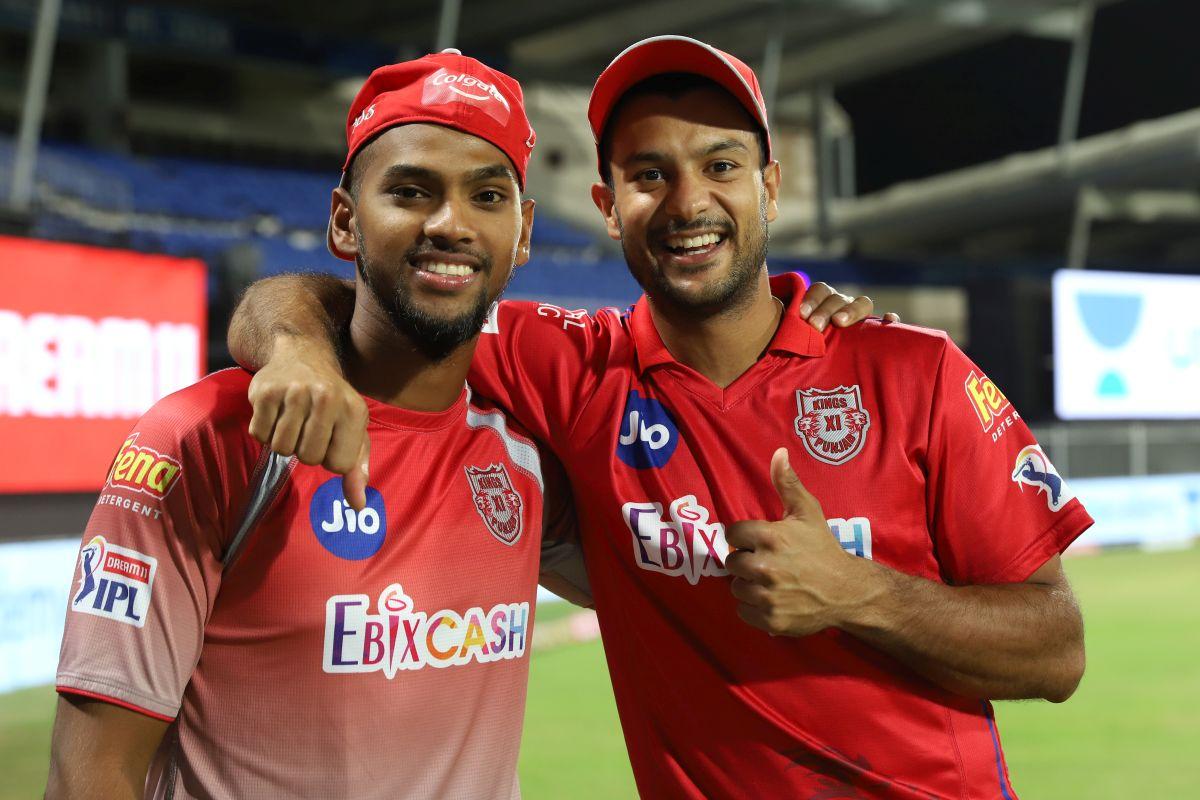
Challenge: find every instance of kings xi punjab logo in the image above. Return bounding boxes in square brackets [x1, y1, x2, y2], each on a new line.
[794, 386, 872, 466]
[465, 464, 524, 545]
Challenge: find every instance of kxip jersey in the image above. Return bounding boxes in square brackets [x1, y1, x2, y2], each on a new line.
[57, 369, 568, 800]
[470, 273, 1093, 800]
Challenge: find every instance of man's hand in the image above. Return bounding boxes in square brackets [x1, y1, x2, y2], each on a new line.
[725, 448, 871, 637]
[726, 451, 1085, 702]
[799, 282, 900, 331]
[247, 336, 371, 510]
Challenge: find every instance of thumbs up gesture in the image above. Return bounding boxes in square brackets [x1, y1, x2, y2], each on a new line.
[724, 448, 873, 637]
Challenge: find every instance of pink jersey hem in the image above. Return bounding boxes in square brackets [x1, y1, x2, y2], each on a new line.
[56, 685, 176, 723]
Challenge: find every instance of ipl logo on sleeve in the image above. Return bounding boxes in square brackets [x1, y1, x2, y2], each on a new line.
[71, 535, 157, 628]
[1011, 445, 1074, 512]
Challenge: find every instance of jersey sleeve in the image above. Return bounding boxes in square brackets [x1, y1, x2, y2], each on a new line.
[468, 300, 615, 448]
[56, 373, 260, 720]
[924, 339, 1093, 585]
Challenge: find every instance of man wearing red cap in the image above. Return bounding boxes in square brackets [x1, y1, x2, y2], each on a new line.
[47, 51, 589, 799]
[227, 37, 1087, 800]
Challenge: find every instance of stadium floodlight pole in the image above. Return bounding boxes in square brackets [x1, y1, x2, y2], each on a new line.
[811, 83, 835, 249]
[760, 2, 785, 121]
[435, 0, 462, 52]
[1057, 1, 1095, 155]
[8, 0, 62, 213]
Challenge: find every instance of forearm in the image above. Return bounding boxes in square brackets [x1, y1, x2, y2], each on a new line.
[228, 274, 355, 371]
[840, 560, 1085, 702]
[46, 760, 142, 800]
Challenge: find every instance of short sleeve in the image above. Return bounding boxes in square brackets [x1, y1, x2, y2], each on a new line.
[56, 372, 260, 720]
[925, 340, 1093, 585]
[468, 300, 615, 448]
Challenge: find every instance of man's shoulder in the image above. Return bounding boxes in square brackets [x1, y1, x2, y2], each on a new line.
[827, 319, 951, 367]
[491, 298, 629, 341]
[133, 368, 256, 453]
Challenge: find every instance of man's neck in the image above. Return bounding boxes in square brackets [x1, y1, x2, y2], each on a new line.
[342, 296, 475, 412]
[648, 271, 782, 389]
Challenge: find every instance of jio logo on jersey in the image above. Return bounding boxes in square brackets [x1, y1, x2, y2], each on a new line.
[309, 478, 387, 560]
[616, 390, 680, 469]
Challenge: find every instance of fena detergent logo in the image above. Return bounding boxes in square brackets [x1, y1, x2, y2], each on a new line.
[964, 370, 1012, 434]
[616, 390, 680, 469]
[71, 535, 157, 628]
[309, 478, 387, 560]
[324, 583, 529, 676]
[106, 434, 183, 499]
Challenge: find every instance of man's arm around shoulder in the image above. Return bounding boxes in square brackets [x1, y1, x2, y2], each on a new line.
[228, 274, 371, 508]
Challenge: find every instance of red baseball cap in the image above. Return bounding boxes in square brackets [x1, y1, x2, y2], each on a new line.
[329, 49, 536, 259]
[587, 35, 772, 177]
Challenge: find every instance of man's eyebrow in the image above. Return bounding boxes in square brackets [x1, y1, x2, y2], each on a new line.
[623, 150, 669, 166]
[380, 164, 438, 182]
[700, 139, 750, 157]
[464, 164, 516, 184]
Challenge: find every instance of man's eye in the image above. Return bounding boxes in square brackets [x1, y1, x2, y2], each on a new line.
[476, 190, 505, 204]
[392, 186, 425, 199]
[637, 169, 664, 182]
[711, 161, 737, 173]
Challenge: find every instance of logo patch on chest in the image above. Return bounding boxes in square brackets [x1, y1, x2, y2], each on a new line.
[793, 385, 872, 466]
[465, 463, 524, 545]
[616, 390, 680, 469]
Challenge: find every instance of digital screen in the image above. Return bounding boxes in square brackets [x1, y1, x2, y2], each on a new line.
[0, 236, 206, 492]
[1053, 269, 1200, 420]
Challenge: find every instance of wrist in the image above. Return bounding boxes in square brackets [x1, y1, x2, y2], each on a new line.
[271, 331, 342, 374]
[835, 556, 895, 633]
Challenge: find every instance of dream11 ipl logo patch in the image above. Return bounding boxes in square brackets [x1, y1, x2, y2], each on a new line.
[71, 535, 157, 628]
[309, 478, 387, 560]
[1011, 445, 1075, 512]
[794, 386, 871, 465]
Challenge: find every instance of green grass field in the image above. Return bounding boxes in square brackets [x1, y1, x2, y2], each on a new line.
[5, 547, 1197, 799]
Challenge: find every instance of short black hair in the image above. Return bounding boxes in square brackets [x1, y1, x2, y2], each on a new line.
[598, 72, 769, 186]
[345, 138, 378, 201]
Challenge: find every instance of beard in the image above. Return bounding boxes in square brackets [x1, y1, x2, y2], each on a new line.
[355, 234, 497, 362]
[619, 190, 769, 318]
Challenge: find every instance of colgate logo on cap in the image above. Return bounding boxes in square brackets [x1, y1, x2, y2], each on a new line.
[422, 68, 511, 125]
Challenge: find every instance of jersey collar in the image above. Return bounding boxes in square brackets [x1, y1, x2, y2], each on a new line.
[630, 271, 826, 374]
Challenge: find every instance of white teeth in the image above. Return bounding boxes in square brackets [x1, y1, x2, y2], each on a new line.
[665, 233, 722, 250]
[421, 263, 473, 276]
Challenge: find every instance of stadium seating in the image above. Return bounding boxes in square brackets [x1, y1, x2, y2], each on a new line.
[2, 135, 637, 308]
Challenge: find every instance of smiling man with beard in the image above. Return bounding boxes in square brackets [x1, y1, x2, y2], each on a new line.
[47, 51, 589, 800]
[223, 37, 1088, 800]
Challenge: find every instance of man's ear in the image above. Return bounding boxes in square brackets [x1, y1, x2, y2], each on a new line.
[590, 182, 621, 241]
[762, 161, 782, 224]
[330, 187, 359, 259]
[516, 198, 535, 267]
